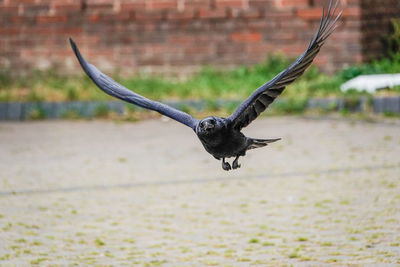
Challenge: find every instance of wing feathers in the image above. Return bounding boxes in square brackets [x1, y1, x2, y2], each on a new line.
[264, 88, 282, 97]
[254, 100, 266, 113]
[228, 0, 341, 130]
[69, 38, 199, 130]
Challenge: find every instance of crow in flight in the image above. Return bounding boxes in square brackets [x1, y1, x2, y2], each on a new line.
[70, 0, 341, 171]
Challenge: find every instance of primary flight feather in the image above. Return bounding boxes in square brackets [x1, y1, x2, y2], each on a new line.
[70, 0, 341, 171]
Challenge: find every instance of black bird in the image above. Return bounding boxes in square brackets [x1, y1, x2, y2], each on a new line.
[70, 0, 341, 171]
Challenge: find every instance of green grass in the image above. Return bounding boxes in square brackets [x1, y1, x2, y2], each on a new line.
[1, 53, 399, 108]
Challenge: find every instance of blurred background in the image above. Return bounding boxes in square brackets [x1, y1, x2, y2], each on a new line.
[1, 1, 400, 266]
[0, 0, 399, 119]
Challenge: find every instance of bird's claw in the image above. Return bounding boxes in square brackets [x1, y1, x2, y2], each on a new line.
[222, 157, 241, 171]
[232, 156, 241, 169]
[232, 161, 241, 169]
[222, 161, 232, 171]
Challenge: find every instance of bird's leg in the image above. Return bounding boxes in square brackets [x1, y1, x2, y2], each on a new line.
[232, 155, 241, 169]
[222, 158, 231, 171]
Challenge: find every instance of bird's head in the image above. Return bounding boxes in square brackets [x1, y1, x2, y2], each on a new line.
[197, 116, 224, 135]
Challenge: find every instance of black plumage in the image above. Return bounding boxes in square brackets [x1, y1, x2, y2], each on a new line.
[70, 0, 341, 171]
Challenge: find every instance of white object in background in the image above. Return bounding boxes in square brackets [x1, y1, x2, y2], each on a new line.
[341, 74, 400, 93]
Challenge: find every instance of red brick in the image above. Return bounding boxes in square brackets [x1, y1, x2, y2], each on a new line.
[184, 45, 213, 56]
[114, 12, 131, 21]
[296, 7, 323, 20]
[314, 54, 328, 65]
[10, 16, 24, 24]
[248, 0, 272, 8]
[21, 27, 52, 35]
[8, 0, 35, 3]
[120, 2, 146, 11]
[54, 49, 75, 57]
[198, 8, 228, 19]
[134, 10, 166, 21]
[279, 0, 308, 8]
[53, 3, 81, 14]
[185, 0, 212, 9]
[86, 2, 113, 13]
[247, 43, 275, 54]
[342, 7, 361, 18]
[54, 27, 83, 35]
[89, 14, 100, 22]
[297, 6, 360, 21]
[280, 44, 306, 55]
[0, 27, 19, 35]
[167, 10, 195, 20]
[37, 15, 68, 24]
[23, 4, 50, 15]
[231, 32, 262, 42]
[88, 49, 114, 58]
[239, 8, 262, 19]
[0, 5, 19, 14]
[215, 0, 244, 8]
[149, 0, 177, 10]
[9, 39, 35, 47]
[97, 13, 117, 22]
[168, 35, 196, 45]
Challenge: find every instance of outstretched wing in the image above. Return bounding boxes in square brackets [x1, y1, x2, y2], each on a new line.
[69, 38, 199, 130]
[228, 0, 341, 130]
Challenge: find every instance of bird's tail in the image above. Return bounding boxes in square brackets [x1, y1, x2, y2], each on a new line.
[247, 138, 281, 150]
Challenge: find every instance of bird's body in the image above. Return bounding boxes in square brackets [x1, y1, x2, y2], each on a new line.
[69, 0, 341, 170]
[195, 116, 280, 169]
[196, 117, 247, 159]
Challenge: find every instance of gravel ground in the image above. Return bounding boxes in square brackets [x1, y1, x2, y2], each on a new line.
[0, 116, 399, 266]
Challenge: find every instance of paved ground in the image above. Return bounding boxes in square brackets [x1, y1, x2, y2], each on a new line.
[0, 116, 399, 266]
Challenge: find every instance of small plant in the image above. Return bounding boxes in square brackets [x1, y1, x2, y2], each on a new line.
[288, 251, 301, 258]
[384, 19, 400, 57]
[62, 110, 82, 120]
[30, 258, 48, 264]
[0, 254, 10, 260]
[321, 241, 333, 246]
[28, 107, 46, 120]
[205, 99, 219, 111]
[118, 157, 127, 163]
[297, 237, 309, 242]
[270, 98, 308, 114]
[338, 53, 400, 81]
[248, 238, 259, 244]
[93, 104, 110, 117]
[67, 87, 79, 100]
[94, 237, 105, 246]
[178, 104, 192, 114]
[27, 91, 44, 102]
[262, 242, 275, 246]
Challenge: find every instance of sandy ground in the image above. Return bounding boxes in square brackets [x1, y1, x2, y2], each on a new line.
[0, 116, 399, 266]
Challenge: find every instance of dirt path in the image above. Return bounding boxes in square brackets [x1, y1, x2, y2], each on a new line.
[0, 117, 399, 266]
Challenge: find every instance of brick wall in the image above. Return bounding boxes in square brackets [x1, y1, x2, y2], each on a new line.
[0, 0, 398, 77]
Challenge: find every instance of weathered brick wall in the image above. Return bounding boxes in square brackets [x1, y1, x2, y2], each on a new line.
[0, 0, 398, 77]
